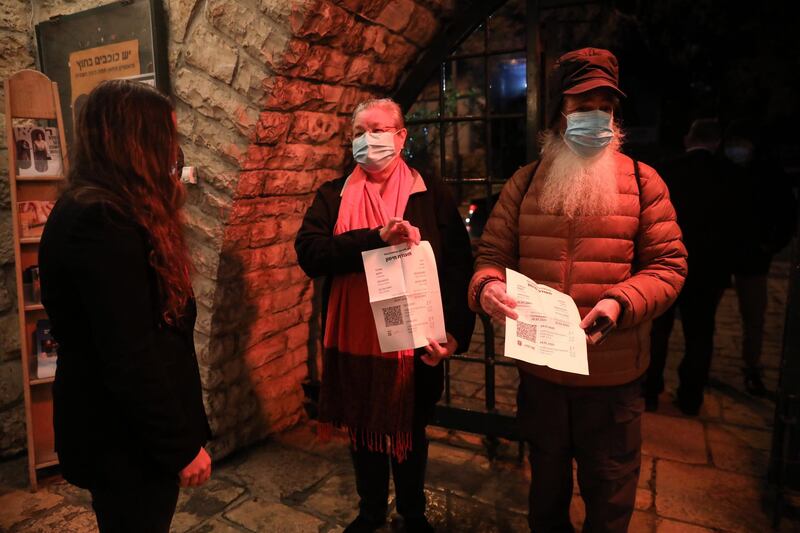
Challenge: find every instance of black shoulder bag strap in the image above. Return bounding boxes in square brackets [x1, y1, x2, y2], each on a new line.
[632, 159, 643, 272]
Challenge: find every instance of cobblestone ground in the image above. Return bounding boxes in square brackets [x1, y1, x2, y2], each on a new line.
[0, 262, 798, 532]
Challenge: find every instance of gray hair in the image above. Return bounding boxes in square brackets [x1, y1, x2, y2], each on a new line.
[352, 98, 405, 129]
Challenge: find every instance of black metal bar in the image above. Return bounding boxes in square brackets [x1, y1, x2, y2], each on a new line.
[393, 0, 510, 111]
[449, 353, 516, 368]
[447, 47, 527, 62]
[406, 113, 526, 126]
[430, 405, 519, 441]
[483, 315, 497, 413]
[526, 0, 542, 162]
[438, 62, 447, 180]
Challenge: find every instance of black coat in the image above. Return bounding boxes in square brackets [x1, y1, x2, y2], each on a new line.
[39, 194, 211, 489]
[659, 149, 742, 286]
[294, 173, 475, 411]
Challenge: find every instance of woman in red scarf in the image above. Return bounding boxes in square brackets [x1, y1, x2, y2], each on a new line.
[296, 99, 474, 533]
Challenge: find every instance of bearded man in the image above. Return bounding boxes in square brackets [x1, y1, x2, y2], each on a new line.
[467, 48, 687, 533]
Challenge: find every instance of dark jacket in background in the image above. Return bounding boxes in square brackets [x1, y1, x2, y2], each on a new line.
[294, 173, 475, 414]
[733, 158, 797, 275]
[659, 148, 742, 286]
[39, 194, 211, 489]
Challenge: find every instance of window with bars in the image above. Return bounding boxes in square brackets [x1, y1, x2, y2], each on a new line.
[403, 0, 529, 239]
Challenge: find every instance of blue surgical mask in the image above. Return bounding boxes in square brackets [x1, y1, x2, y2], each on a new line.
[352, 131, 398, 172]
[724, 145, 753, 166]
[562, 110, 614, 158]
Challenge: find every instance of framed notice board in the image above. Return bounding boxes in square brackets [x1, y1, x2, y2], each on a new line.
[34, 0, 169, 146]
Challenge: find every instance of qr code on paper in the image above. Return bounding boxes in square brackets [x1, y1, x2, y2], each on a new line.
[517, 322, 537, 343]
[382, 305, 404, 327]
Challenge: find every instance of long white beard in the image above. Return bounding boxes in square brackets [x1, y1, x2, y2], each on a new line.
[537, 129, 622, 218]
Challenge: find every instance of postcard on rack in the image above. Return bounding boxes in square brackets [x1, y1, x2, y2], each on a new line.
[504, 268, 589, 375]
[17, 200, 55, 240]
[361, 241, 447, 353]
[13, 126, 63, 177]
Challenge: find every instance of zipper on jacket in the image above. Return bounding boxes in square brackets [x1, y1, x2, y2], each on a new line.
[563, 218, 575, 295]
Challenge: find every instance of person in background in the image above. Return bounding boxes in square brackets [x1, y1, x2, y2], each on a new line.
[724, 120, 797, 396]
[295, 98, 474, 533]
[645, 119, 741, 414]
[38, 80, 211, 533]
[468, 48, 687, 533]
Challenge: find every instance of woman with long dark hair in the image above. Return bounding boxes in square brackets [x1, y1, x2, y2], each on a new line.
[38, 80, 211, 532]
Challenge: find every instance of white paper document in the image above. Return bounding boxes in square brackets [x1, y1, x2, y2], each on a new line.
[362, 241, 447, 352]
[504, 268, 589, 375]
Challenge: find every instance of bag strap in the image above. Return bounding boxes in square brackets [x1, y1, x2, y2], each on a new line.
[633, 159, 642, 196]
[524, 159, 541, 195]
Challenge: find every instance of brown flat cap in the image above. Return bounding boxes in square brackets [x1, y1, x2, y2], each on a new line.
[553, 47, 625, 97]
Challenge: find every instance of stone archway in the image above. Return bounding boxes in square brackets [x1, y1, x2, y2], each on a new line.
[175, 0, 459, 458]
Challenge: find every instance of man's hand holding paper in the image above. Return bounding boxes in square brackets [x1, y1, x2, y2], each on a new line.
[502, 268, 590, 375]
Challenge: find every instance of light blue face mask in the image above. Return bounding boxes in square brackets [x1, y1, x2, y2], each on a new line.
[562, 110, 614, 158]
[724, 145, 753, 166]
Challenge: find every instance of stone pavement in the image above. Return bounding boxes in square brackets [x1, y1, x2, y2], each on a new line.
[0, 261, 798, 532]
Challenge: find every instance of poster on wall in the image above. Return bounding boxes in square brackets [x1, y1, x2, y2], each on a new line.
[68, 39, 142, 124]
[35, 0, 169, 146]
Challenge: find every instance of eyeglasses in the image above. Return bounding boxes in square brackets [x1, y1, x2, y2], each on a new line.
[351, 126, 401, 139]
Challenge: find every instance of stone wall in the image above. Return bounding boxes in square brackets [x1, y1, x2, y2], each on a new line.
[200, 0, 451, 457]
[0, 0, 451, 459]
[0, 0, 35, 458]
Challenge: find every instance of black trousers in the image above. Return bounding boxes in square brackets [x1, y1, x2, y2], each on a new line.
[518, 372, 643, 533]
[734, 273, 769, 369]
[351, 420, 429, 522]
[646, 277, 726, 409]
[90, 476, 179, 533]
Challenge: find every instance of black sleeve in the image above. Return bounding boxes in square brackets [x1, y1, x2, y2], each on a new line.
[435, 183, 476, 354]
[66, 206, 202, 474]
[766, 167, 798, 254]
[295, 183, 386, 278]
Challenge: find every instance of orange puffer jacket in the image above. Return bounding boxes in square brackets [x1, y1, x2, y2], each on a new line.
[469, 153, 688, 387]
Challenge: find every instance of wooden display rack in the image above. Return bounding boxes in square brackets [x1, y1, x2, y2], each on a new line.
[4, 70, 69, 490]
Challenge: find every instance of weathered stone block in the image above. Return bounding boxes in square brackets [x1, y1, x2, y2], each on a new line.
[0, 213, 14, 265]
[258, 0, 295, 24]
[0, 360, 22, 406]
[0, 0, 31, 33]
[0, 30, 34, 79]
[338, 86, 379, 114]
[0, 312, 20, 359]
[404, 3, 438, 47]
[0, 403, 25, 458]
[185, 26, 239, 84]
[207, 0, 290, 68]
[180, 111, 248, 166]
[375, 0, 415, 33]
[232, 55, 272, 104]
[290, 0, 353, 42]
[264, 77, 344, 112]
[0, 269, 11, 313]
[243, 142, 343, 172]
[287, 111, 340, 144]
[167, 0, 201, 43]
[243, 332, 287, 370]
[283, 43, 350, 83]
[255, 111, 292, 146]
[358, 0, 391, 19]
[174, 68, 258, 138]
[381, 31, 420, 65]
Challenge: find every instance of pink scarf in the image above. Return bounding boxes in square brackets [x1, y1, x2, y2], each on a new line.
[320, 159, 416, 461]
